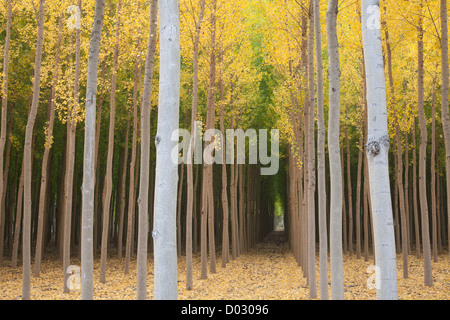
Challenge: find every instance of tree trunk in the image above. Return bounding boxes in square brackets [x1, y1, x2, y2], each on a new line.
[22, 0, 45, 300]
[186, 0, 206, 290]
[361, 0, 398, 299]
[412, 122, 420, 258]
[100, 0, 122, 284]
[63, 0, 82, 292]
[355, 125, 363, 260]
[307, 0, 317, 299]
[117, 119, 130, 260]
[219, 52, 230, 268]
[208, 0, 218, 273]
[0, 0, 12, 261]
[326, 0, 343, 300]
[34, 13, 63, 277]
[201, 0, 218, 278]
[431, 80, 438, 261]
[383, 18, 408, 278]
[81, 0, 106, 300]
[314, 0, 328, 301]
[152, 0, 179, 300]
[136, 0, 158, 300]
[346, 123, 353, 256]
[438, 0, 450, 257]
[124, 20, 142, 272]
[11, 162, 24, 268]
[417, 8, 433, 286]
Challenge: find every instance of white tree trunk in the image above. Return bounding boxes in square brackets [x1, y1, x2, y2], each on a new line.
[326, 0, 344, 300]
[306, 0, 317, 299]
[22, 0, 45, 300]
[361, 0, 398, 300]
[314, 0, 328, 301]
[81, 0, 106, 300]
[153, 0, 180, 300]
[136, 0, 158, 300]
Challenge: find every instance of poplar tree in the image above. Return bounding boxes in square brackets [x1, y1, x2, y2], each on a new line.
[153, 0, 180, 300]
[81, 0, 106, 300]
[361, 0, 398, 300]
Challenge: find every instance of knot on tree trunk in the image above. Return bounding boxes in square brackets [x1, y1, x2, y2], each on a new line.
[366, 135, 390, 157]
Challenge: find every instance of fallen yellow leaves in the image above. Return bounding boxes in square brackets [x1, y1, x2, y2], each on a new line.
[0, 235, 448, 300]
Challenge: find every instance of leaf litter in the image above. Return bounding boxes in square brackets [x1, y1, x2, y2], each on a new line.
[0, 231, 448, 300]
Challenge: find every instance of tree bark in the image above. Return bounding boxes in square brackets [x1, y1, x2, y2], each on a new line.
[307, 0, 317, 299]
[186, 0, 206, 290]
[152, 0, 179, 300]
[361, 0, 398, 299]
[0, 0, 12, 261]
[431, 79, 438, 261]
[417, 7, 433, 286]
[326, 0, 343, 300]
[81, 0, 106, 300]
[124, 19, 142, 272]
[383, 18, 408, 278]
[22, 0, 45, 300]
[137, 0, 158, 300]
[34, 13, 63, 277]
[412, 122, 420, 258]
[439, 0, 450, 257]
[219, 51, 230, 268]
[346, 123, 353, 256]
[63, 0, 82, 292]
[100, 0, 122, 284]
[117, 119, 130, 260]
[315, 0, 328, 301]
[201, 0, 218, 278]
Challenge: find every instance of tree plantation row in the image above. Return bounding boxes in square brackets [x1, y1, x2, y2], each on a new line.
[0, 0, 449, 300]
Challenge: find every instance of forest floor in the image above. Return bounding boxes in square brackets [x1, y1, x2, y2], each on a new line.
[0, 231, 449, 300]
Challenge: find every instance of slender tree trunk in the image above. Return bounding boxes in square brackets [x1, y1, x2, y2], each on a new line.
[383, 18, 408, 277]
[152, 0, 180, 300]
[307, 0, 317, 299]
[117, 119, 130, 260]
[417, 8, 433, 286]
[81, 0, 106, 300]
[219, 53, 230, 268]
[22, 0, 45, 300]
[412, 122, 420, 257]
[11, 162, 24, 268]
[201, 0, 218, 278]
[63, 0, 82, 292]
[0, 0, 12, 261]
[136, 0, 158, 300]
[361, 0, 398, 299]
[3, 105, 13, 254]
[355, 126, 363, 260]
[404, 131, 410, 254]
[208, 0, 217, 273]
[327, 0, 343, 300]
[99, 0, 122, 284]
[124, 21, 142, 272]
[315, 0, 328, 301]
[186, 0, 206, 290]
[431, 80, 438, 262]
[229, 86, 238, 261]
[439, 0, 450, 256]
[239, 164, 245, 253]
[34, 13, 63, 277]
[346, 123, 353, 256]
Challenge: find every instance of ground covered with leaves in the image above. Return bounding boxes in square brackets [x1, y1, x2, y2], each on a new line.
[0, 231, 449, 300]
